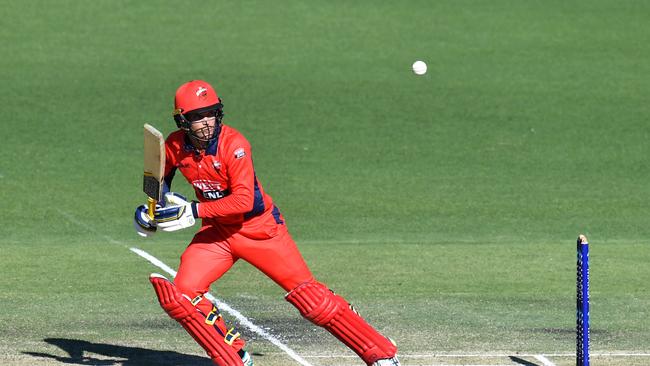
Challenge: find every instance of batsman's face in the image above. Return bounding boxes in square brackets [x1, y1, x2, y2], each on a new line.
[188, 115, 216, 150]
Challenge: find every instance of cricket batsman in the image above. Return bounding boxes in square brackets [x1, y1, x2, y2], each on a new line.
[134, 80, 400, 366]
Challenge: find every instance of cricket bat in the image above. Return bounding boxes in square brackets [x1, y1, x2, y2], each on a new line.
[143, 124, 165, 219]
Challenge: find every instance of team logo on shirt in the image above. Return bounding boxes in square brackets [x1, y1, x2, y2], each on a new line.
[234, 148, 246, 159]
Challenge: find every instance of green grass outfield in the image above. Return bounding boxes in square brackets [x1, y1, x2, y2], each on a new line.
[1, 1, 649, 365]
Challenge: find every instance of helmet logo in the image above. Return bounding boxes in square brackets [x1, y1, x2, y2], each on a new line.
[196, 86, 208, 99]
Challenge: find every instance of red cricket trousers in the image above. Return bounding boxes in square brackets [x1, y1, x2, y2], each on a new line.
[174, 219, 314, 325]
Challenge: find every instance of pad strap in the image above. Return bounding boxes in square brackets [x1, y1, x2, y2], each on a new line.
[286, 280, 397, 365]
[150, 274, 243, 366]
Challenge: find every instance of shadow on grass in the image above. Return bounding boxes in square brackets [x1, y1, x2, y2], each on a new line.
[23, 338, 213, 366]
[509, 356, 541, 366]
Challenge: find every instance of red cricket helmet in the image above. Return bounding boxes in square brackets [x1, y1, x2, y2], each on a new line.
[173, 80, 224, 149]
[174, 80, 221, 113]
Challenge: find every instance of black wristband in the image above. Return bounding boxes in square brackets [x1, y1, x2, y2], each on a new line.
[190, 202, 199, 218]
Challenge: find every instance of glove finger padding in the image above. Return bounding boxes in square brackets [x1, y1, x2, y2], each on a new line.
[155, 192, 196, 232]
[134, 205, 157, 237]
[164, 192, 189, 206]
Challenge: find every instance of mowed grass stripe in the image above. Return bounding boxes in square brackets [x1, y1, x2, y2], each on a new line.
[1, 1, 649, 366]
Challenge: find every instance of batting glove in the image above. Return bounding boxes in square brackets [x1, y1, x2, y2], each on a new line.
[134, 205, 157, 237]
[154, 192, 198, 232]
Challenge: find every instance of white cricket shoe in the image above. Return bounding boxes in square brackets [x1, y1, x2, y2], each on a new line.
[241, 350, 254, 366]
[371, 356, 400, 366]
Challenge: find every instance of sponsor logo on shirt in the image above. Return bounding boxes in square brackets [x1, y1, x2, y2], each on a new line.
[192, 180, 228, 200]
[192, 180, 222, 192]
[203, 190, 227, 200]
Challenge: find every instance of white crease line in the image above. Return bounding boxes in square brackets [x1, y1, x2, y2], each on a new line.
[534, 355, 557, 366]
[390, 352, 650, 358]
[130, 247, 178, 277]
[55, 209, 650, 365]
[590, 352, 650, 356]
[56, 209, 313, 366]
[303, 352, 650, 359]
[130, 247, 314, 366]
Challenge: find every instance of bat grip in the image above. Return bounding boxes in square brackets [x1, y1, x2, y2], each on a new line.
[147, 197, 156, 219]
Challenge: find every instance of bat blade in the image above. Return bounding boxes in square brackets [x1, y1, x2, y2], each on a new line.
[143, 124, 165, 217]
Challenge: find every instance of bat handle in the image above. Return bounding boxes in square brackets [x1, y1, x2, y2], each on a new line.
[148, 197, 157, 219]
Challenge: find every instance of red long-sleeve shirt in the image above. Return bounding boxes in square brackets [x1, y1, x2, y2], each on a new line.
[164, 125, 278, 229]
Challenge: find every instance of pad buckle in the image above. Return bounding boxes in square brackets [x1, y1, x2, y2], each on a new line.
[224, 328, 240, 345]
[205, 306, 221, 325]
[190, 295, 203, 306]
